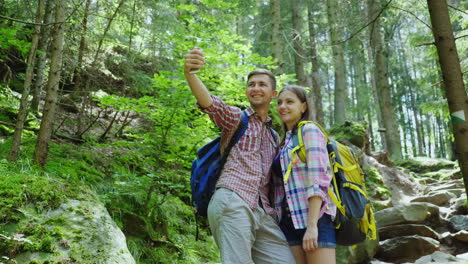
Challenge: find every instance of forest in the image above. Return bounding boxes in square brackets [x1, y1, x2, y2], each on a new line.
[0, 0, 467, 263]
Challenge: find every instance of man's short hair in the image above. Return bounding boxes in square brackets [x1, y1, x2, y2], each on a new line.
[247, 69, 277, 90]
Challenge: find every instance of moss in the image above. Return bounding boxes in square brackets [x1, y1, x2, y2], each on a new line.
[329, 121, 368, 148]
[364, 167, 391, 200]
[397, 157, 458, 174]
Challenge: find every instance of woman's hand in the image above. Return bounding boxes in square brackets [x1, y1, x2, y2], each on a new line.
[303, 224, 319, 251]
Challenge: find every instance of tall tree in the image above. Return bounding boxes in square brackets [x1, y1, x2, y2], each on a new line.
[291, 0, 307, 86]
[427, 0, 468, 194]
[270, 0, 284, 74]
[31, 0, 53, 112]
[327, 0, 347, 125]
[9, 0, 45, 162]
[307, 2, 324, 125]
[368, 0, 402, 161]
[367, 38, 386, 150]
[33, 0, 66, 168]
[74, 0, 91, 136]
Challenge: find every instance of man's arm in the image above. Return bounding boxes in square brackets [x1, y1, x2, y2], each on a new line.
[184, 48, 213, 108]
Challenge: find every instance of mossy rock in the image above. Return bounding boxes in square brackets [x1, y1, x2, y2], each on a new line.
[329, 121, 368, 149]
[397, 157, 458, 174]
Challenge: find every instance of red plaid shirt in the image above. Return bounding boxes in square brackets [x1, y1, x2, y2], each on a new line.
[200, 95, 279, 215]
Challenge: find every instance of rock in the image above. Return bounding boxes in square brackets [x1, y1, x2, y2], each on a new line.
[451, 230, 468, 242]
[14, 199, 135, 264]
[428, 188, 465, 198]
[414, 251, 465, 263]
[451, 197, 468, 215]
[379, 224, 440, 240]
[456, 252, 468, 261]
[363, 155, 420, 205]
[449, 215, 468, 232]
[422, 168, 461, 181]
[428, 181, 465, 192]
[375, 235, 439, 263]
[374, 202, 439, 228]
[349, 237, 379, 264]
[411, 191, 456, 206]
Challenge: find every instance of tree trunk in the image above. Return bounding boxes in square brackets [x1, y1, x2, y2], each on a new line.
[33, 0, 66, 168]
[427, 0, 468, 194]
[8, 0, 45, 162]
[31, 0, 53, 112]
[307, 2, 324, 125]
[327, 0, 347, 125]
[74, 0, 91, 135]
[270, 0, 284, 74]
[72, 0, 91, 91]
[366, 35, 386, 150]
[368, 0, 402, 161]
[291, 0, 306, 86]
[128, 0, 137, 54]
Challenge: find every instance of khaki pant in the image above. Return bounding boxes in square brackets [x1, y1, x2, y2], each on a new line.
[207, 188, 296, 264]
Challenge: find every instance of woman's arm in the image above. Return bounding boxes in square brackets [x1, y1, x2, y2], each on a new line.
[303, 196, 322, 251]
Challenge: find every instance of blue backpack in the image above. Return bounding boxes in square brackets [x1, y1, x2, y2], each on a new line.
[190, 111, 249, 218]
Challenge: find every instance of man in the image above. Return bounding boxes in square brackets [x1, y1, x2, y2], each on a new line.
[184, 48, 295, 264]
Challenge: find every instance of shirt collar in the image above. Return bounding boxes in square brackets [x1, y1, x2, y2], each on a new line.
[245, 106, 272, 125]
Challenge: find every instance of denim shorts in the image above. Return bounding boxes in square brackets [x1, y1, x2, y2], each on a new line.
[279, 210, 336, 248]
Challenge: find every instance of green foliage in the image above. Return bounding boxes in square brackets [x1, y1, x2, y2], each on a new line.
[0, 160, 93, 224]
[0, 26, 31, 60]
[364, 167, 390, 200]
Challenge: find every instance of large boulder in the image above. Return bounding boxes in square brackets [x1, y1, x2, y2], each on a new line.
[374, 202, 439, 228]
[410, 191, 456, 206]
[449, 215, 468, 232]
[13, 199, 135, 264]
[379, 224, 440, 240]
[375, 235, 439, 263]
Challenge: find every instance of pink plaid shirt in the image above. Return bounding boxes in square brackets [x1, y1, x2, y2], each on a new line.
[200, 95, 279, 215]
[273, 123, 336, 229]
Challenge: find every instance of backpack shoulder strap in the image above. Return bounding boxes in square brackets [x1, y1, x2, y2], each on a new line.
[284, 121, 329, 182]
[223, 110, 248, 158]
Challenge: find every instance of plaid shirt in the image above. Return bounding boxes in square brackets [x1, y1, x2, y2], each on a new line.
[273, 123, 336, 229]
[200, 95, 279, 215]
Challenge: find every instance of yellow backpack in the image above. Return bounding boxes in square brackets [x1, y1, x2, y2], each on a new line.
[285, 121, 377, 246]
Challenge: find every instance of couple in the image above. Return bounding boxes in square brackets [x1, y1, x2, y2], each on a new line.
[184, 48, 337, 264]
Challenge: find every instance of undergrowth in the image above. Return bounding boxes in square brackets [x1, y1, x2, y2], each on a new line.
[0, 135, 219, 263]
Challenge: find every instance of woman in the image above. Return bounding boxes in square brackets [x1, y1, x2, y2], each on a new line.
[272, 85, 337, 264]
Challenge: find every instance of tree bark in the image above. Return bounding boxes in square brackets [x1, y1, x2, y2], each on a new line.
[31, 0, 53, 112]
[307, 2, 324, 125]
[291, 0, 307, 86]
[367, 36, 386, 150]
[9, 0, 45, 162]
[327, 0, 347, 125]
[74, 0, 91, 136]
[33, 0, 66, 168]
[270, 0, 284, 74]
[368, 0, 402, 161]
[427, 0, 468, 194]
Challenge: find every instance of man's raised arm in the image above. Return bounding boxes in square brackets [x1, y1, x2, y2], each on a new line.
[184, 48, 213, 109]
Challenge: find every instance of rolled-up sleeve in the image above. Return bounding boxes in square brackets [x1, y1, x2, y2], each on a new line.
[302, 124, 333, 200]
[198, 95, 241, 133]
